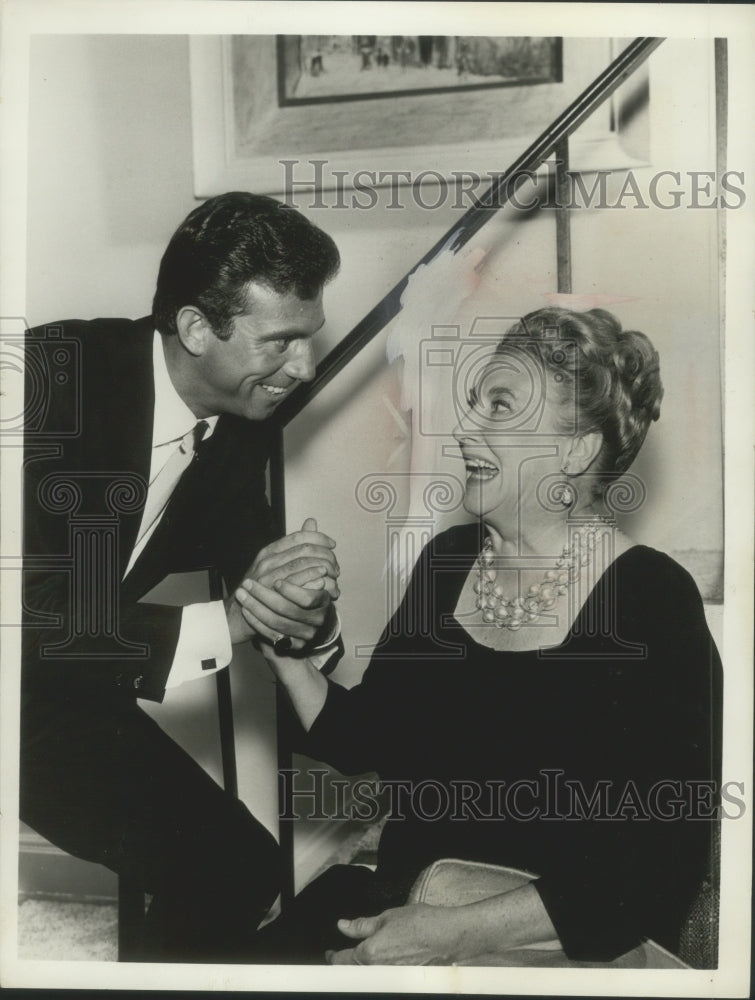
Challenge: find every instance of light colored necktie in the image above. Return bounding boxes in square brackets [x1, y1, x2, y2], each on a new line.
[135, 420, 209, 547]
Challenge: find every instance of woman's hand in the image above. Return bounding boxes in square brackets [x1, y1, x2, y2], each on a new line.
[325, 884, 560, 965]
[326, 904, 463, 966]
[257, 642, 329, 732]
[232, 575, 331, 649]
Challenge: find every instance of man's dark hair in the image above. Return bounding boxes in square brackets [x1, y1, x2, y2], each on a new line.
[152, 191, 340, 339]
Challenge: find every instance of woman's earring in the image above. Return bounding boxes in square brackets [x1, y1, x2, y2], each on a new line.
[559, 469, 574, 507]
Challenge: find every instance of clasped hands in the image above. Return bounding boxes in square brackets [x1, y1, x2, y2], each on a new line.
[226, 517, 339, 650]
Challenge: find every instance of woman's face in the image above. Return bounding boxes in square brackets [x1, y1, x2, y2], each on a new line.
[452, 348, 574, 527]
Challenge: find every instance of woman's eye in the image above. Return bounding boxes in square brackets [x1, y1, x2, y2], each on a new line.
[465, 393, 510, 417]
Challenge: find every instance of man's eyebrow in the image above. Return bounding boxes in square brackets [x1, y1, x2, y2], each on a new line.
[259, 318, 325, 340]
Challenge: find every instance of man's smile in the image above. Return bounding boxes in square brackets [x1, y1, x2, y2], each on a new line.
[260, 382, 289, 396]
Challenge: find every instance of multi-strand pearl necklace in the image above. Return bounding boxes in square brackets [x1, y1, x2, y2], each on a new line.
[473, 518, 613, 630]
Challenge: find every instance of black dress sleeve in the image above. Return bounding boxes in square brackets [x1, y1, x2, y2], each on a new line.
[532, 549, 722, 960]
[300, 526, 474, 775]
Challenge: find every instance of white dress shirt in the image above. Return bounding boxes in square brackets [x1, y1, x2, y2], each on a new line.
[125, 332, 338, 692]
[123, 333, 229, 689]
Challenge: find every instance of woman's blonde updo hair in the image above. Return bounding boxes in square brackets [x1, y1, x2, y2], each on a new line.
[498, 307, 663, 494]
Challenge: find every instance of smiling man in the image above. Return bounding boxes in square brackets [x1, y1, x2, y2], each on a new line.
[21, 192, 341, 961]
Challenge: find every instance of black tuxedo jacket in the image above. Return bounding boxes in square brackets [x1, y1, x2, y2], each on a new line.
[23, 317, 276, 702]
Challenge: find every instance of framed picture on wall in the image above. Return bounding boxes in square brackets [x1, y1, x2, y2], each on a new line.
[190, 34, 643, 196]
[275, 35, 563, 105]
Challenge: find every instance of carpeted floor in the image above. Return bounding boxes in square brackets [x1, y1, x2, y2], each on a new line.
[18, 899, 119, 962]
[18, 819, 384, 962]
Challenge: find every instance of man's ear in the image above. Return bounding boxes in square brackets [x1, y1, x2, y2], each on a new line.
[563, 431, 603, 476]
[175, 306, 212, 357]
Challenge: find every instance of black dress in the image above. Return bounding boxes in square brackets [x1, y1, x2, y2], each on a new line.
[265, 524, 722, 963]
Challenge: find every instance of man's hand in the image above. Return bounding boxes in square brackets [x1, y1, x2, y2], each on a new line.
[326, 905, 460, 966]
[248, 517, 339, 594]
[226, 518, 339, 647]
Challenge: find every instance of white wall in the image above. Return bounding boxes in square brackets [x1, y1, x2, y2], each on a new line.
[27, 35, 194, 325]
[25, 36, 724, 859]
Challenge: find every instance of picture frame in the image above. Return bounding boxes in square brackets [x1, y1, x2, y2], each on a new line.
[190, 35, 644, 197]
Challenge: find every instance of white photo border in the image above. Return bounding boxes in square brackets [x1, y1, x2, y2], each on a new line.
[0, 1, 752, 995]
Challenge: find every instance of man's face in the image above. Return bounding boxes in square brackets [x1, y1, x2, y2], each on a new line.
[193, 281, 325, 420]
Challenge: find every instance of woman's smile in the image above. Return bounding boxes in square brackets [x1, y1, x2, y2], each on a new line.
[462, 454, 500, 481]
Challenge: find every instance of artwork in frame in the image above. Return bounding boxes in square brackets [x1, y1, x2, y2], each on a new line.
[275, 35, 563, 106]
[190, 35, 644, 197]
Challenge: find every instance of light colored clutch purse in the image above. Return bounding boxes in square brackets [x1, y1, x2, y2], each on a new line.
[407, 858, 689, 968]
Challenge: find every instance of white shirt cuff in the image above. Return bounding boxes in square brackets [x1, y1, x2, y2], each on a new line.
[308, 611, 341, 671]
[164, 600, 232, 689]
[308, 644, 339, 672]
[311, 609, 341, 649]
